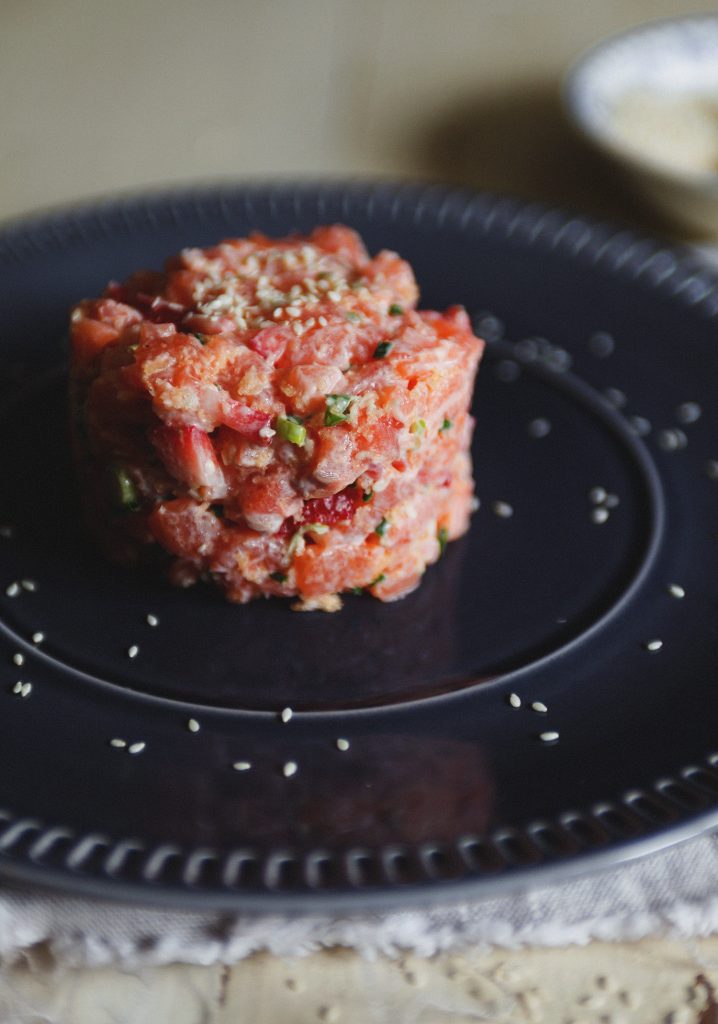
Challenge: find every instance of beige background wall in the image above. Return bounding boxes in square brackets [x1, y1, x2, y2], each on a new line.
[1, 0, 716, 226]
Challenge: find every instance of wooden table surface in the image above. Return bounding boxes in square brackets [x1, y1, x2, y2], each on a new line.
[1, 1, 717, 1019]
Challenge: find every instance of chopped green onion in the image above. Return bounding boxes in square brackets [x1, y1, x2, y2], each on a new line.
[269, 571, 288, 583]
[375, 517, 389, 538]
[437, 525, 449, 556]
[410, 419, 427, 436]
[440, 418, 453, 432]
[109, 466, 139, 512]
[192, 332, 209, 345]
[350, 586, 364, 595]
[368, 573, 386, 587]
[287, 522, 330, 556]
[373, 341, 393, 360]
[345, 311, 361, 322]
[388, 303, 404, 316]
[362, 489, 374, 502]
[324, 393, 353, 426]
[276, 414, 307, 446]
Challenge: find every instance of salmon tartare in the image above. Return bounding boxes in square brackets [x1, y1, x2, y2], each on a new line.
[70, 225, 484, 609]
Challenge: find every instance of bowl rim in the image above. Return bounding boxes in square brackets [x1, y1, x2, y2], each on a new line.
[562, 12, 718, 189]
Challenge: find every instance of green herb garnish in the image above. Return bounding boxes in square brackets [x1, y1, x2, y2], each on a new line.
[269, 571, 288, 583]
[350, 586, 364, 595]
[109, 465, 139, 512]
[410, 419, 426, 437]
[324, 393, 353, 426]
[362, 489, 374, 502]
[375, 517, 389, 538]
[440, 418, 453, 432]
[276, 414, 307, 447]
[287, 522, 330, 556]
[368, 573, 386, 587]
[437, 525, 449, 556]
[388, 303, 404, 316]
[345, 311, 361, 322]
[192, 332, 209, 345]
[373, 340, 393, 360]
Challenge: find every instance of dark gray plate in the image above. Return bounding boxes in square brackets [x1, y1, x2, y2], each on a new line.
[0, 182, 717, 910]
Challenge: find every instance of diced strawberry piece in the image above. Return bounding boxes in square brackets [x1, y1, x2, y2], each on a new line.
[150, 425, 227, 498]
[218, 400, 272, 438]
[300, 487, 363, 525]
[247, 325, 292, 364]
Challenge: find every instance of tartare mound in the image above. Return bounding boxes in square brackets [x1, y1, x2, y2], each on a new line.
[70, 225, 484, 608]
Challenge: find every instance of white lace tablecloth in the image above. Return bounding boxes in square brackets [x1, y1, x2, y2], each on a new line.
[1, 832, 717, 968]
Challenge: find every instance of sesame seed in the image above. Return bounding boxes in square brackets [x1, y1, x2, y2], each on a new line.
[667, 583, 685, 599]
[528, 418, 551, 438]
[286, 306, 301, 318]
[232, 760, 252, 772]
[187, 718, 200, 733]
[258, 425, 276, 439]
[280, 707, 293, 724]
[539, 731, 559, 743]
[531, 701, 548, 713]
[127, 645, 139, 659]
[5, 582, 20, 597]
[273, 307, 284, 319]
[283, 760, 298, 778]
[589, 487, 607, 505]
[31, 632, 44, 644]
[12, 681, 22, 694]
[146, 613, 159, 627]
[12, 653, 24, 666]
[0, 525, 13, 539]
[318, 316, 328, 327]
[591, 507, 610, 524]
[110, 738, 127, 748]
[705, 460, 718, 480]
[20, 682, 32, 698]
[645, 639, 663, 652]
[658, 428, 687, 452]
[508, 693, 522, 708]
[676, 401, 701, 424]
[327, 290, 342, 303]
[604, 493, 620, 509]
[588, 332, 615, 358]
[336, 738, 350, 751]
[20, 579, 37, 592]
[128, 741, 146, 754]
[492, 501, 513, 519]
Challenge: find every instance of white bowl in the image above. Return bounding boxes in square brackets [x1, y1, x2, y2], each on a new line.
[564, 15, 718, 237]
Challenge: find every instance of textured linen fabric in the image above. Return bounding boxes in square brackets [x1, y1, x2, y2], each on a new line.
[0, 833, 717, 967]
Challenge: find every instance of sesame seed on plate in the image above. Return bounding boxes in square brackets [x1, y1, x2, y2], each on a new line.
[591, 507, 610, 524]
[31, 632, 44, 644]
[12, 653, 24, 667]
[603, 493, 620, 509]
[20, 579, 37, 592]
[20, 682, 32, 698]
[283, 761, 298, 778]
[187, 718, 200, 733]
[232, 760, 252, 772]
[589, 487, 607, 505]
[146, 613, 159, 627]
[12, 681, 23, 694]
[588, 332, 615, 358]
[528, 418, 551, 438]
[667, 583, 685, 599]
[127, 644, 139, 659]
[128, 741, 146, 754]
[539, 731, 560, 743]
[705, 460, 718, 480]
[110, 738, 127, 749]
[604, 387, 627, 408]
[676, 401, 702, 424]
[508, 693, 521, 708]
[492, 501, 513, 519]
[5, 582, 20, 598]
[0, 525, 13, 539]
[280, 707, 293, 724]
[644, 639, 663, 652]
[531, 701, 548, 713]
[336, 738, 350, 751]
[629, 415, 652, 437]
